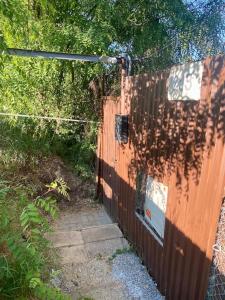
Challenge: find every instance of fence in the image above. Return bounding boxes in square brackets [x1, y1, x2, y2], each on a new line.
[96, 55, 225, 300]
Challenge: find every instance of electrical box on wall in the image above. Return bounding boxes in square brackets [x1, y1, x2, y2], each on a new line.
[115, 114, 129, 144]
[144, 176, 168, 239]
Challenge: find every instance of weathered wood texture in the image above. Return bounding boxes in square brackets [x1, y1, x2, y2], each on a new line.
[97, 55, 225, 300]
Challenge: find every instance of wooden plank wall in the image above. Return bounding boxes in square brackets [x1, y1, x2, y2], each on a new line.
[97, 55, 225, 300]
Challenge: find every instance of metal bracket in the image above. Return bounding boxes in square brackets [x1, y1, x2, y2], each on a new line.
[120, 53, 132, 76]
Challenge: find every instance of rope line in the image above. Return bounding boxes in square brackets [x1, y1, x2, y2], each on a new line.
[0, 112, 99, 124]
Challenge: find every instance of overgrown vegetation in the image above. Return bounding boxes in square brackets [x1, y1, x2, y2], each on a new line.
[0, 118, 97, 179]
[0, 1, 224, 299]
[0, 0, 223, 174]
[0, 176, 70, 299]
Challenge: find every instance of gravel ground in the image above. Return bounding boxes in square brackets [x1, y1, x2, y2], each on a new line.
[112, 252, 164, 300]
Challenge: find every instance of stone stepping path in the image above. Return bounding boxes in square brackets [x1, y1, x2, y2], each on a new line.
[48, 206, 130, 299]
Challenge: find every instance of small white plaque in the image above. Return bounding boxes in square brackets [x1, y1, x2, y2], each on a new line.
[144, 176, 168, 239]
[167, 61, 203, 101]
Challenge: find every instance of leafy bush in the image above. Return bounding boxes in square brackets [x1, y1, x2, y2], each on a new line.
[0, 118, 97, 179]
[0, 179, 70, 300]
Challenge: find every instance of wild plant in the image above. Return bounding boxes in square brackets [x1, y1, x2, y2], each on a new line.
[0, 179, 70, 300]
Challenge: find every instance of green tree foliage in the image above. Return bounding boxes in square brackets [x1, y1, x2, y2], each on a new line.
[0, 1, 224, 298]
[0, 0, 223, 115]
[0, 0, 224, 173]
[0, 0, 223, 175]
[0, 178, 70, 299]
[0, 0, 223, 167]
[0, 0, 223, 111]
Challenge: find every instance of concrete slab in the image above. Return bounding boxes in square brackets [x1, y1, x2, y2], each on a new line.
[86, 237, 129, 258]
[50, 203, 154, 299]
[62, 257, 115, 288]
[58, 245, 88, 264]
[54, 208, 113, 231]
[82, 224, 123, 243]
[72, 284, 127, 300]
[47, 230, 84, 248]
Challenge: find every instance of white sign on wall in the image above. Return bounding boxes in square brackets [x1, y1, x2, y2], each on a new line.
[144, 176, 168, 239]
[167, 61, 203, 101]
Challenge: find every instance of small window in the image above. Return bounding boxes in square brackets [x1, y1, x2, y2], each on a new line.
[115, 114, 129, 143]
[136, 173, 168, 244]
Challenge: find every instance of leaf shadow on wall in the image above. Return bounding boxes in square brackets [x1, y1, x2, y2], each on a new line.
[126, 55, 225, 195]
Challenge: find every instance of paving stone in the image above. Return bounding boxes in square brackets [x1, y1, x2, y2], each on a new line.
[58, 245, 88, 264]
[62, 258, 115, 288]
[86, 237, 129, 258]
[54, 208, 113, 231]
[82, 224, 123, 243]
[54, 223, 85, 231]
[56, 214, 89, 228]
[47, 230, 83, 248]
[98, 214, 113, 224]
[50, 204, 162, 300]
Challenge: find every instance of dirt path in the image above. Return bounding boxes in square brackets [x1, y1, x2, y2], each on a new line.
[43, 157, 163, 299]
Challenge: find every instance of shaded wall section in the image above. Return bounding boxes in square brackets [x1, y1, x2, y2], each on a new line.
[97, 55, 225, 300]
[207, 196, 225, 299]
